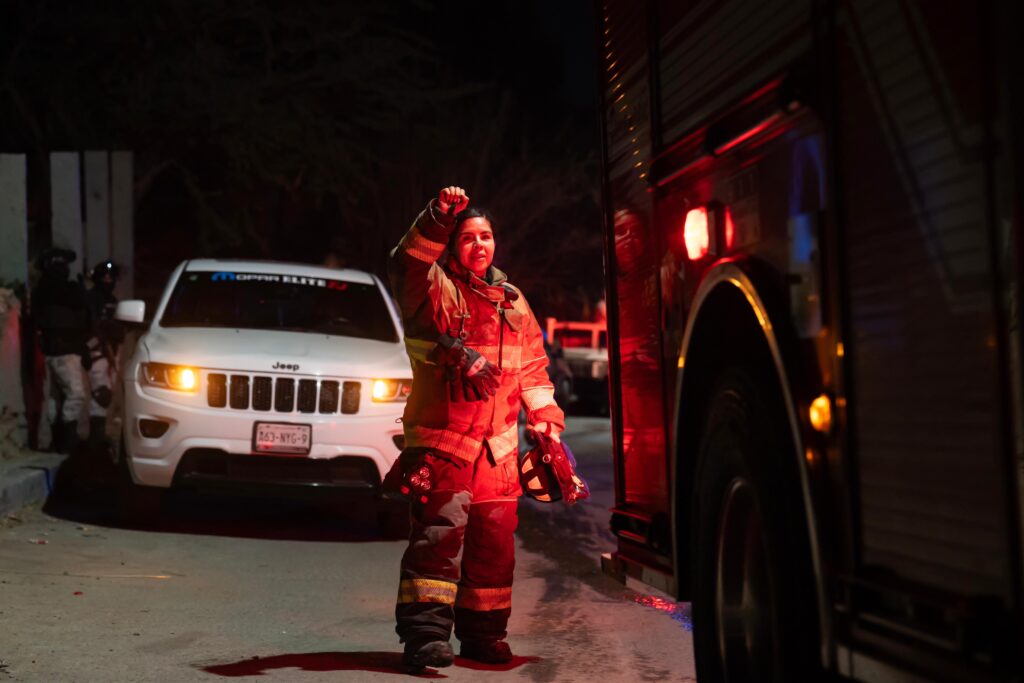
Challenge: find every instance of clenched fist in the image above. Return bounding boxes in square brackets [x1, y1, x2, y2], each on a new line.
[437, 186, 470, 216]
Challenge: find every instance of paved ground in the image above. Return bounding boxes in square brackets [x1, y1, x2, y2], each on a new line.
[0, 417, 695, 682]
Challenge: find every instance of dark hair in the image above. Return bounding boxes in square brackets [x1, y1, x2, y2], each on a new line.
[449, 207, 496, 250]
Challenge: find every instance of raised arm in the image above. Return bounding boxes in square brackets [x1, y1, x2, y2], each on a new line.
[387, 186, 470, 334]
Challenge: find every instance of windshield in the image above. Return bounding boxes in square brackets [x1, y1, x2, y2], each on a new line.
[160, 270, 398, 342]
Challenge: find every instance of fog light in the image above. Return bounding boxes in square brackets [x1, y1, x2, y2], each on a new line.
[139, 418, 170, 439]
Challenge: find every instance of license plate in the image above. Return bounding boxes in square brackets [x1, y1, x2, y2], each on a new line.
[252, 422, 312, 455]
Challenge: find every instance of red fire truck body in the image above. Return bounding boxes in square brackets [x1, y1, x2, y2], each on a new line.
[597, 1, 1023, 680]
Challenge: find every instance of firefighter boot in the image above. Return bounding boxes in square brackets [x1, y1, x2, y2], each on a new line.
[460, 639, 513, 664]
[402, 639, 455, 669]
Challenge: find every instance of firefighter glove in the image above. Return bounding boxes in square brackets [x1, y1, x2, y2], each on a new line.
[436, 333, 502, 402]
[529, 421, 562, 443]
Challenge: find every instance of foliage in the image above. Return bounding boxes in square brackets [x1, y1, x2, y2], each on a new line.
[1, 0, 603, 318]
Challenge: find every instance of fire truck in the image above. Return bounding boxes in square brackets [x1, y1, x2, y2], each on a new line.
[596, 1, 1023, 681]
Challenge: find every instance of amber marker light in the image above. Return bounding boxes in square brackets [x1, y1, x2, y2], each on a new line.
[809, 394, 832, 433]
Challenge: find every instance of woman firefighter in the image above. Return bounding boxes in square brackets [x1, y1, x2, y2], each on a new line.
[385, 186, 567, 669]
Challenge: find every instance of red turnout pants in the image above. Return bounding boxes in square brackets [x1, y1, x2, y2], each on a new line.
[395, 446, 521, 645]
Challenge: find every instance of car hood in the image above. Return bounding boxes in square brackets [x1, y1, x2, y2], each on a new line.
[141, 326, 411, 379]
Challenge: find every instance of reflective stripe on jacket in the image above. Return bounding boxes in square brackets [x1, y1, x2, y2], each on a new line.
[388, 200, 564, 464]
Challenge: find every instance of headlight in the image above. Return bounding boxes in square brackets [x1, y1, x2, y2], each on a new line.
[141, 362, 199, 392]
[372, 379, 412, 402]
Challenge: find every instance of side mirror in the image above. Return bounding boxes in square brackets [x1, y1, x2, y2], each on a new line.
[115, 300, 146, 324]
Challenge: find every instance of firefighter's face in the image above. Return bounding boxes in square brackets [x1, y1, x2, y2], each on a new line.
[455, 217, 495, 277]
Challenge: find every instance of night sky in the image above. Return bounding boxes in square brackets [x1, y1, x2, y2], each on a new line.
[1, 0, 603, 319]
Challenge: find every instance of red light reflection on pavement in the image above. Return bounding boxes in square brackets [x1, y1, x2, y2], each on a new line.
[201, 652, 446, 678]
[632, 595, 693, 632]
[200, 651, 542, 678]
[454, 654, 542, 672]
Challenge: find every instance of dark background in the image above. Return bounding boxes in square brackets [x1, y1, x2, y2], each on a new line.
[1, 0, 603, 320]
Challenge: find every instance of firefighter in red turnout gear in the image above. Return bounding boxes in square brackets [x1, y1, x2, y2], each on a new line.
[387, 186, 565, 669]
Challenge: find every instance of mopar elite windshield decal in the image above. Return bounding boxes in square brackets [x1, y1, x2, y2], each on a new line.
[205, 271, 349, 289]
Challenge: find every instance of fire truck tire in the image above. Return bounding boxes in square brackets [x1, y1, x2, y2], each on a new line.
[690, 367, 818, 682]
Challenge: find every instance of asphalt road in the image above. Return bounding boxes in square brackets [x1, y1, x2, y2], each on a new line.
[0, 417, 695, 682]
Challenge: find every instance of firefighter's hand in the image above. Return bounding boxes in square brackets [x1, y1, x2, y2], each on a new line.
[459, 346, 502, 400]
[437, 186, 469, 216]
[436, 333, 501, 401]
[529, 421, 562, 443]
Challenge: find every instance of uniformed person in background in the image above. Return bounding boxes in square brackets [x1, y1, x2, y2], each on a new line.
[84, 260, 123, 457]
[31, 248, 90, 455]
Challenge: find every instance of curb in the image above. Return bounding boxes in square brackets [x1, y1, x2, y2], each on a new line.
[0, 453, 67, 517]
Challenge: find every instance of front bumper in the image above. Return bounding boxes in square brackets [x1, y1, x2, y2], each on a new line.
[122, 378, 404, 490]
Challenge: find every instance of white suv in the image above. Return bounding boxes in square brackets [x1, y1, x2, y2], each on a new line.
[115, 259, 410, 503]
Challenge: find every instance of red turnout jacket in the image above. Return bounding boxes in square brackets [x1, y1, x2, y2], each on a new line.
[388, 200, 564, 466]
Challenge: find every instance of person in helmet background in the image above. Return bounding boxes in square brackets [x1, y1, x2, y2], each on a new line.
[30, 248, 90, 455]
[386, 186, 565, 670]
[84, 260, 123, 457]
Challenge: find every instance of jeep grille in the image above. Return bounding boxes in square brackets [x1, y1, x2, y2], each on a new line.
[206, 373, 360, 414]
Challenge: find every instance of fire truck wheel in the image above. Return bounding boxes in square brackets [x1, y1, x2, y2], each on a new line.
[690, 368, 818, 683]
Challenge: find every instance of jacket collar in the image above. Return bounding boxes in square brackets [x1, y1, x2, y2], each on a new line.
[445, 256, 509, 302]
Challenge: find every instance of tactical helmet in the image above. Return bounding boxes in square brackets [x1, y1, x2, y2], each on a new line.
[38, 247, 76, 272]
[90, 260, 120, 283]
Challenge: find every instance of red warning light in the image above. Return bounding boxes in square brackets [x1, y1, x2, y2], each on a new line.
[683, 207, 709, 260]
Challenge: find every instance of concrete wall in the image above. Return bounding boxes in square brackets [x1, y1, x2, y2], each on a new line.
[50, 150, 133, 295]
[83, 150, 111, 273]
[0, 154, 28, 287]
[111, 152, 134, 300]
[50, 152, 84, 274]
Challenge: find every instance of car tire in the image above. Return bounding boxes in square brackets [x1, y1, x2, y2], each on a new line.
[116, 436, 165, 525]
[690, 368, 819, 682]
